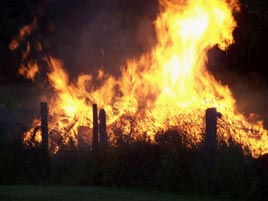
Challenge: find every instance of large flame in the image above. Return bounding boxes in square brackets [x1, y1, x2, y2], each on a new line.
[22, 0, 268, 157]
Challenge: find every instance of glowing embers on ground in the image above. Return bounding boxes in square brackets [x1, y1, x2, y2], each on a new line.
[21, 0, 268, 157]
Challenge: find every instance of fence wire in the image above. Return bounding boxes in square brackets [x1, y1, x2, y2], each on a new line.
[1, 104, 266, 155]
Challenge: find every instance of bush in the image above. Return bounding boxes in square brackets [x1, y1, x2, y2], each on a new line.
[1, 128, 267, 200]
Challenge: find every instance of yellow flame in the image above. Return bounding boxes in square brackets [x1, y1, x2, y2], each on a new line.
[22, 0, 268, 157]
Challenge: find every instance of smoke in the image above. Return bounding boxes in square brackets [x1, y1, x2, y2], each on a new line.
[207, 47, 268, 129]
[46, 0, 158, 80]
[231, 73, 268, 129]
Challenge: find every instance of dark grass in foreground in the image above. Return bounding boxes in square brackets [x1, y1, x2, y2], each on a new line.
[0, 186, 239, 201]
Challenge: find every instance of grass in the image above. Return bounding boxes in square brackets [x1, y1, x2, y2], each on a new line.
[0, 186, 239, 201]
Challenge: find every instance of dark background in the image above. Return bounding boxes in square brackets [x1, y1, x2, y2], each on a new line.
[0, 0, 268, 123]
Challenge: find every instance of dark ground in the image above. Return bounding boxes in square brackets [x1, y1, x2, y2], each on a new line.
[0, 186, 240, 201]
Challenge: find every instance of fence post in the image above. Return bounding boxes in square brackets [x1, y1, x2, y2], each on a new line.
[40, 103, 48, 152]
[0, 105, 8, 146]
[99, 108, 108, 151]
[205, 107, 222, 158]
[40, 102, 49, 177]
[92, 104, 99, 152]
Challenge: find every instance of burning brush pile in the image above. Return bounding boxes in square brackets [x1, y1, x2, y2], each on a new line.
[10, 0, 268, 157]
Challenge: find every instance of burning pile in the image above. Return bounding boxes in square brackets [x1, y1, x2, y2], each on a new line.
[12, 0, 268, 157]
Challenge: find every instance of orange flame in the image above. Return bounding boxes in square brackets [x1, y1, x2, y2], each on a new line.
[9, 18, 37, 50]
[9, 18, 40, 80]
[22, 0, 268, 157]
[18, 61, 39, 81]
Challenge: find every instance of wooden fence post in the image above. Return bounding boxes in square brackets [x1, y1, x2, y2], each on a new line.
[92, 104, 99, 152]
[205, 107, 222, 158]
[40, 102, 49, 177]
[99, 109, 108, 151]
[0, 105, 8, 146]
[40, 102, 48, 152]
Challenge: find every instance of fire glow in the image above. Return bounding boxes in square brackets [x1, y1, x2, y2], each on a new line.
[18, 0, 268, 157]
